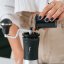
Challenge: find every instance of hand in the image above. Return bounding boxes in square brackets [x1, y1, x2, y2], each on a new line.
[39, 1, 64, 23]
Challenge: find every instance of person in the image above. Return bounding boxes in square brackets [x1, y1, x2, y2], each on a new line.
[4, 0, 64, 64]
[0, 0, 23, 64]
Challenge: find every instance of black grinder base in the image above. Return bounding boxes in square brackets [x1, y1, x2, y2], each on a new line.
[22, 32, 40, 60]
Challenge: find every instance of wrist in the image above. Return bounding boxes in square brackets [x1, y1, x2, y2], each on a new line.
[49, 0, 64, 3]
[53, 0, 63, 2]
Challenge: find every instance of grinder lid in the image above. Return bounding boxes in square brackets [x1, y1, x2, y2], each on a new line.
[23, 32, 40, 38]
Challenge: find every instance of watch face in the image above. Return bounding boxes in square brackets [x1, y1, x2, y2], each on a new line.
[1, 18, 12, 35]
[1, 18, 12, 26]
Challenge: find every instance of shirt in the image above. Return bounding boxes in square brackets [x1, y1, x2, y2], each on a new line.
[15, 0, 49, 13]
[0, 0, 14, 18]
[0, 0, 21, 28]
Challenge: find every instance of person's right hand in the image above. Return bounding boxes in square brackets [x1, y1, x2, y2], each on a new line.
[39, 1, 64, 23]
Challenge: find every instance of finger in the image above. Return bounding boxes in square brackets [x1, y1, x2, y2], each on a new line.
[52, 4, 64, 21]
[39, 1, 56, 18]
[58, 12, 64, 23]
[46, 2, 62, 19]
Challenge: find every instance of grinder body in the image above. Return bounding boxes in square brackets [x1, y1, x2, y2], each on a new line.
[34, 14, 58, 30]
[23, 32, 40, 64]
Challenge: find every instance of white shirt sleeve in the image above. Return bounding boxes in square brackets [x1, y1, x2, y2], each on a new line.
[15, 0, 38, 13]
[15, 0, 48, 13]
[0, 0, 14, 18]
[38, 0, 48, 12]
[0, 0, 14, 7]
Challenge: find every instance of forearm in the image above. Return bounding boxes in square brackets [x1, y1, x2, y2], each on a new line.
[49, 0, 64, 3]
[8, 24, 23, 64]
[53, 0, 63, 1]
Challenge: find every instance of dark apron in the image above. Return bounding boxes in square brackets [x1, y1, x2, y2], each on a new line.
[0, 29, 11, 58]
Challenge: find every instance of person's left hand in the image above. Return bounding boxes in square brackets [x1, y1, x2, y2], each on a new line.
[39, 1, 64, 23]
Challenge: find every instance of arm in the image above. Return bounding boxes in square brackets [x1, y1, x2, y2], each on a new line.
[55, 0, 64, 1]
[8, 24, 23, 64]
